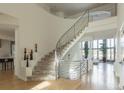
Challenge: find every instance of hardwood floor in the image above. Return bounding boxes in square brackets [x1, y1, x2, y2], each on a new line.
[78, 62, 120, 90]
[0, 62, 120, 90]
[31, 79, 81, 90]
[0, 71, 80, 90]
[0, 71, 40, 90]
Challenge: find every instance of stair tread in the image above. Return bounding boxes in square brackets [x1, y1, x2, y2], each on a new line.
[33, 72, 55, 76]
[31, 26, 85, 80]
[32, 74, 56, 80]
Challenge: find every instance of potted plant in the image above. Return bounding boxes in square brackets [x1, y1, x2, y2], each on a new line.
[84, 41, 89, 59]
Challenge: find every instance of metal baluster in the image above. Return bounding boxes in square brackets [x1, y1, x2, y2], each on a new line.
[87, 59, 88, 73]
[80, 61, 81, 79]
[74, 24, 76, 39]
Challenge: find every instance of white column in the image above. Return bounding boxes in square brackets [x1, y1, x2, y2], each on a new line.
[88, 40, 93, 71]
[116, 4, 124, 89]
[15, 27, 22, 78]
[116, 4, 124, 62]
[15, 27, 27, 81]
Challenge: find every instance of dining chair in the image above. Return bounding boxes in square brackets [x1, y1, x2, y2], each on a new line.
[0, 59, 5, 71]
[6, 58, 14, 70]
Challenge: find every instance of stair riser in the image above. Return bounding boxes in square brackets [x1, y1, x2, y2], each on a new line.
[34, 67, 55, 71]
[32, 71, 55, 74]
[34, 64, 55, 68]
[32, 77, 56, 81]
[33, 72, 55, 75]
[38, 61, 55, 64]
[37, 61, 55, 65]
[32, 73, 55, 76]
[32, 75, 56, 80]
[39, 57, 55, 62]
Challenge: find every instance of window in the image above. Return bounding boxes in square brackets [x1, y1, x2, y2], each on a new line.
[93, 49, 98, 59]
[80, 41, 85, 49]
[106, 38, 115, 61]
[98, 40, 103, 48]
[80, 41, 85, 58]
[81, 50, 85, 57]
[80, 38, 115, 62]
[107, 49, 111, 60]
[111, 39, 114, 47]
[92, 38, 115, 61]
[107, 39, 111, 47]
[98, 49, 103, 60]
[93, 40, 97, 48]
[111, 48, 114, 60]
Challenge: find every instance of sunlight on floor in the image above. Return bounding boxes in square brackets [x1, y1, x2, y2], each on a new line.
[31, 81, 51, 90]
[31, 79, 81, 90]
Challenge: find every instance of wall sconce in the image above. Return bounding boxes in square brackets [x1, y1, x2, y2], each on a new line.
[30, 49, 33, 60]
[24, 48, 33, 67]
[35, 43, 37, 52]
[26, 54, 29, 67]
[24, 48, 27, 60]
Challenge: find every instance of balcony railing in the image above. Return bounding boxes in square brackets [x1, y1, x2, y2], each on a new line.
[89, 3, 117, 22]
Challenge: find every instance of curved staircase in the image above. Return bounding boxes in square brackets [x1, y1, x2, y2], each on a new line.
[32, 50, 56, 80]
[29, 4, 117, 81]
[31, 10, 89, 81]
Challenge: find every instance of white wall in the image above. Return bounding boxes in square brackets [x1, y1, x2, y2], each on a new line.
[79, 16, 117, 42]
[114, 4, 124, 89]
[116, 4, 124, 62]
[63, 16, 117, 62]
[0, 39, 11, 57]
[64, 43, 82, 61]
[0, 4, 117, 81]
[88, 16, 117, 33]
[0, 14, 18, 25]
[0, 4, 77, 80]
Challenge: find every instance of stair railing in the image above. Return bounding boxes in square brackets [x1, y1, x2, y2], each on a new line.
[56, 10, 89, 58]
[55, 10, 89, 79]
[58, 60, 88, 80]
[54, 4, 117, 80]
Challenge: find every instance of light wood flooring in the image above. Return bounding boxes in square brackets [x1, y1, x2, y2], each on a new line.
[0, 62, 120, 90]
[0, 71, 40, 90]
[78, 62, 120, 90]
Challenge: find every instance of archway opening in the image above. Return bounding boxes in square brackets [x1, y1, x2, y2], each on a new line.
[0, 12, 18, 80]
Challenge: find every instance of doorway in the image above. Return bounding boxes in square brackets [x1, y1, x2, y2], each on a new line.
[0, 13, 17, 78]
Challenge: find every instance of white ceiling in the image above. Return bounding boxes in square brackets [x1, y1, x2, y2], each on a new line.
[39, 3, 104, 17]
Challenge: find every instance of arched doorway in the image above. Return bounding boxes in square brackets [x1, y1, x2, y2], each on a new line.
[0, 12, 18, 80]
